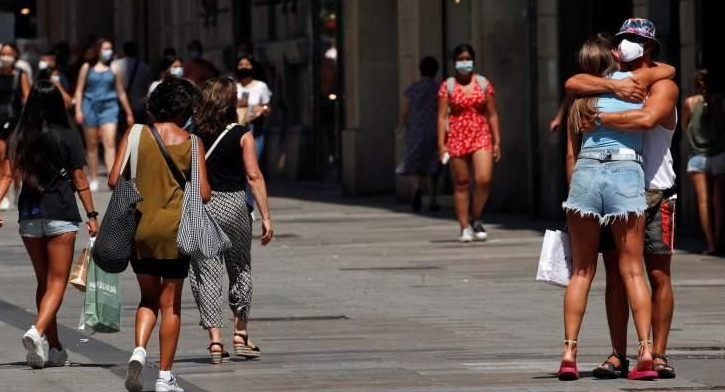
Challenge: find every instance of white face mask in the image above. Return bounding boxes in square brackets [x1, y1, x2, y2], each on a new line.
[618, 39, 644, 63]
[38, 60, 49, 70]
[0, 55, 15, 69]
[101, 49, 114, 62]
[169, 66, 184, 78]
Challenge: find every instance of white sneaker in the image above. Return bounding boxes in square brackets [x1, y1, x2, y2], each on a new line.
[459, 226, 474, 243]
[125, 347, 146, 392]
[0, 197, 11, 210]
[46, 347, 70, 367]
[155, 374, 185, 392]
[89, 179, 100, 192]
[22, 326, 48, 369]
[472, 220, 488, 241]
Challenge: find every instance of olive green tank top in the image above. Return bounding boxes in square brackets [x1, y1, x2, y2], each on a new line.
[687, 97, 725, 156]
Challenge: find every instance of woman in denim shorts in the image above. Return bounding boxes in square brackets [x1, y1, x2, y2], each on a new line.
[557, 33, 668, 381]
[74, 39, 135, 192]
[682, 69, 725, 254]
[0, 81, 99, 368]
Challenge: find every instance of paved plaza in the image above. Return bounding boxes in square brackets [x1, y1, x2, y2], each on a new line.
[0, 182, 724, 391]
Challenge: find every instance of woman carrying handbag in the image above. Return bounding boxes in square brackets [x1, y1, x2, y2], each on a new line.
[190, 77, 274, 364]
[108, 78, 210, 392]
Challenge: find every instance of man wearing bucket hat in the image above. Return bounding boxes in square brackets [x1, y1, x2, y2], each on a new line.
[566, 18, 679, 380]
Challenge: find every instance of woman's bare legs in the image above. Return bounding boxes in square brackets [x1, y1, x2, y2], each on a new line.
[232, 317, 256, 349]
[450, 155, 471, 229]
[83, 126, 100, 180]
[134, 274, 161, 349]
[23, 233, 76, 349]
[712, 175, 725, 250]
[99, 123, 118, 176]
[562, 212, 601, 364]
[134, 274, 184, 371]
[158, 279, 184, 371]
[611, 215, 653, 369]
[690, 173, 716, 252]
[470, 149, 493, 221]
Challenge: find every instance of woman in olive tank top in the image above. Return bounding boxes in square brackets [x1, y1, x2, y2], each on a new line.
[682, 69, 725, 254]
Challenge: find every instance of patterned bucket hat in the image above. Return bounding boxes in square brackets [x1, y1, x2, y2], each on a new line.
[616, 18, 658, 43]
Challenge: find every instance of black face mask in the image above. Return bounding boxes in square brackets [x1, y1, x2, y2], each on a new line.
[37, 68, 54, 81]
[236, 68, 254, 79]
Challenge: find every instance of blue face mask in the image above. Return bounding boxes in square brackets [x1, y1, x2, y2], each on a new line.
[101, 49, 114, 62]
[455, 60, 474, 74]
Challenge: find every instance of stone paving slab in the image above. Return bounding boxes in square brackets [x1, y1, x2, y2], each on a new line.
[0, 182, 724, 391]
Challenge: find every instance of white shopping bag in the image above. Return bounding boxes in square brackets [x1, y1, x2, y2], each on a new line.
[536, 230, 573, 287]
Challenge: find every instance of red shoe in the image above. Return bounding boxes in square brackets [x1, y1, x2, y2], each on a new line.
[558, 360, 579, 381]
[628, 340, 658, 381]
[558, 340, 579, 381]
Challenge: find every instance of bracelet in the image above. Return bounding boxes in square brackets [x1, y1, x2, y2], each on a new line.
[87, 211, 99, 219]
[76, 186, 90, 193]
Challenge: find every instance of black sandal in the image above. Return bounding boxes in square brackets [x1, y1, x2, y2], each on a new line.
[234, 331, 261, 359]
[592, 352, 630, 379]
[653, 354, 676, 379]
[208, 342, 230, 364]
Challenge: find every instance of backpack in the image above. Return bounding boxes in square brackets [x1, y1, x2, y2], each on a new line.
[446, 74, 488, 96]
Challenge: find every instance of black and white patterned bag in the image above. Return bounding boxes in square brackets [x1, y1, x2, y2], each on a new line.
[93, 125, 143, 274]
[177, 134, 232, 259]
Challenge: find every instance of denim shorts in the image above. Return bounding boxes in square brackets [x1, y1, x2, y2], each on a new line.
[82, 98, 119, 127]
[19, 219, 79, 238]
[563, 158, 646, 224]
[687, 152, 725, 175]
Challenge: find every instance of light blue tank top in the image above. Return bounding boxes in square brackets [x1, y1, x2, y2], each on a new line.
[83, 67, 118, 102]
[581, 71, 644, 152]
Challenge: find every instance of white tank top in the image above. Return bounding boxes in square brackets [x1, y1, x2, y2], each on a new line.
[643, 109, 677, 190]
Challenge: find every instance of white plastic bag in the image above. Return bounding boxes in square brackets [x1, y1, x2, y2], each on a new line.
[536, 230, 572, 287]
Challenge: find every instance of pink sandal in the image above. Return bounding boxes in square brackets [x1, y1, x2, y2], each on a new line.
[558, 340, 579, 381]
[628, 340, 658, 381]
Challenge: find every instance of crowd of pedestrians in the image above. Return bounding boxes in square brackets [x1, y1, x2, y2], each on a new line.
[0, 37, 274, 392]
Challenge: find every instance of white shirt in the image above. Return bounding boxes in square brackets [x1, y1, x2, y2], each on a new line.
[643, 109, 677, 190]
[236, 80, 272, 117]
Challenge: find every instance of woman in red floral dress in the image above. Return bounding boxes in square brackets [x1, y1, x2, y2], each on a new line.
[437, 44, 501, 242]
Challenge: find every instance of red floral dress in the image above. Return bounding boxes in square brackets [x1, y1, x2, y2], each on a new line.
[438, 77, 496, 157]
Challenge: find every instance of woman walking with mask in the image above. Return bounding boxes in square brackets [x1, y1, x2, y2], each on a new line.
[236, 55, 271, 213]
[110, 78, 209, 392]
[437, 44, 501, 242]
[190, 77, 274, 364]
[74, 39, 134, 192]
[0, 81, 99, 368]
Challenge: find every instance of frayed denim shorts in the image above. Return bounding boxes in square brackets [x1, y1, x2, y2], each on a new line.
[19, 219, 79, 238]
[563, 158, 646, 225]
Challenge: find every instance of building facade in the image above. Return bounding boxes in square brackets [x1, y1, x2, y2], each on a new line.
[28, 0, 721, 230]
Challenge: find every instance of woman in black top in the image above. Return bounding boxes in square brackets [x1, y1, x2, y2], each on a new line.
[0, 81, 99, 369]
[190, 77, 273, 364]
[0, 43, 30, 209]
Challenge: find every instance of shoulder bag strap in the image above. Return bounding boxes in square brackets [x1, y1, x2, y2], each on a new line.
[446, 77, 455, 96]
[148, 124, 187, 190]
[476, 74, 488, 93]
[119, 124, 143, 178]
[205, 123, 238, 160]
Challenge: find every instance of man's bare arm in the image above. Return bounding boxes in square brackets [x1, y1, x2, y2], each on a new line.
[598, 79, 679, 131]
[565, 74, 645, 102]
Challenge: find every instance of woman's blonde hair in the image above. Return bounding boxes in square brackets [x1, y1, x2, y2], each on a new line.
[568, 34, 618, 134]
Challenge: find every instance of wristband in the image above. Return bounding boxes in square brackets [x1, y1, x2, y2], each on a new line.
[87, 211, 99, 219]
